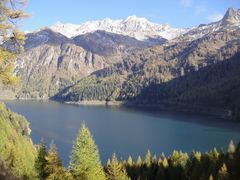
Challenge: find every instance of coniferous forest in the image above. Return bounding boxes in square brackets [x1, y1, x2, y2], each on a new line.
[34, 124, 240, 180]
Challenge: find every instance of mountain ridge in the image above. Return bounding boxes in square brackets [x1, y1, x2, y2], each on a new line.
[47, 15, 188, 40]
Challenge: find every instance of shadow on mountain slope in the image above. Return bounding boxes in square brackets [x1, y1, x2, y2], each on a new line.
[124, 53, 240, 120]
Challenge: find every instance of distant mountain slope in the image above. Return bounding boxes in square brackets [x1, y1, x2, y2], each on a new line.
[73, 30, 162, 56]
[16, 43, 109, 99]
[24, 29, 72, 50]
[130, 53, 240, 120]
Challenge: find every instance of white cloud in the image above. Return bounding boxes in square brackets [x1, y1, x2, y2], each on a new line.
[207, 13, 223, 22]
[180, 0, 192, 7]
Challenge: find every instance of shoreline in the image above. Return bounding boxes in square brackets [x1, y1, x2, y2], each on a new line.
[2, 98, 236, 121]
[65, 100, 234, 121]
[65, 100, 125, 106]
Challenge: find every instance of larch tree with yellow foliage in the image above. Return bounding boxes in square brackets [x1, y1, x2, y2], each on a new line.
[69, 124, 106, 180]
[0, 0, 28, 85]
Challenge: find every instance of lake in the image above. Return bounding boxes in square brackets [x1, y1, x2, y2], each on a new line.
[4, 100, 240, 166]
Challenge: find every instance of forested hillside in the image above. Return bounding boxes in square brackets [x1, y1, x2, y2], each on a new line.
[0, 103, 36, 179]
[124, 53, 240, 120]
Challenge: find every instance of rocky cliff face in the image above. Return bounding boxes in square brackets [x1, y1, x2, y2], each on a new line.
[72, 30, 163, 56]
[16, 41, 109, 99]
[221, 8, 240, 26]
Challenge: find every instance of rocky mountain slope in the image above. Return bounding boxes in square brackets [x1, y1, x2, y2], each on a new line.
[16, 29, 111, 99]
[15, 26, 162, 99]
[175, 8, 240, 42]
[72, 30, 159, 56]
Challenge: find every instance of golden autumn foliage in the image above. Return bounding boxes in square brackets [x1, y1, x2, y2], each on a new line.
[0, 0, 28, 85]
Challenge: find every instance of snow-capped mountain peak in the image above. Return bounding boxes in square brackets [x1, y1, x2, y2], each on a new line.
[50, 16, 187, 40]
[124, 15, 148, 22]
[43, 8, 240, 42]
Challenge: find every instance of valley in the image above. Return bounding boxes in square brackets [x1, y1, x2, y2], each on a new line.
[1, 8, 239, 120]
[1, 1, 240, 179]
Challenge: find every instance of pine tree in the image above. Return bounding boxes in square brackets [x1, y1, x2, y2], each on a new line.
[45, 143, 66, 180]
[127, 156, 133, 167]
[68, 124, 106, 180]
[209, 174, 214, 180]
[218, 163, 229, 180]
[106, 153, 130, 180]
[161, 158, 169, 169]
[152, 154, 158, 165]
[136, 156, 142, 167]
[35, 140, 49, 180]
[144, 150, 152, 168]
[0, 0, 28, 85]
[227, 140, 236, 154]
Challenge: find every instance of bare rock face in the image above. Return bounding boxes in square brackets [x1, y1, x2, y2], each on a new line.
[16, 38, 109, 99]
[221, 8, 240, 26]
[72, 30, 159, 56]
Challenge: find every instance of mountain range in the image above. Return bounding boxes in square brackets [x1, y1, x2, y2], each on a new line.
[1, 8, 240, 120]
[49, 15, 187, 41]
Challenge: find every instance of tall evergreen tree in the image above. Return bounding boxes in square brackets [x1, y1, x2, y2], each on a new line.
[152, 154, 158, 165]
[45, 143, 66, 180]
[218, 163, 229, 180]
[127, 156, 133, 167]
[69, 124, 106, 180]
[161, 158, 169, 169]
[227, 140, 236, 154]
[144, 150, 152, 168]
[136, 156, 142, 167]
[106, 153, 130, 180]
[208, 174, 214, 180]
[35, 140, 48, 180]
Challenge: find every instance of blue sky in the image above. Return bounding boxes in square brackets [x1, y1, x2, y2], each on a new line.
[22, 0, 240, 31]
